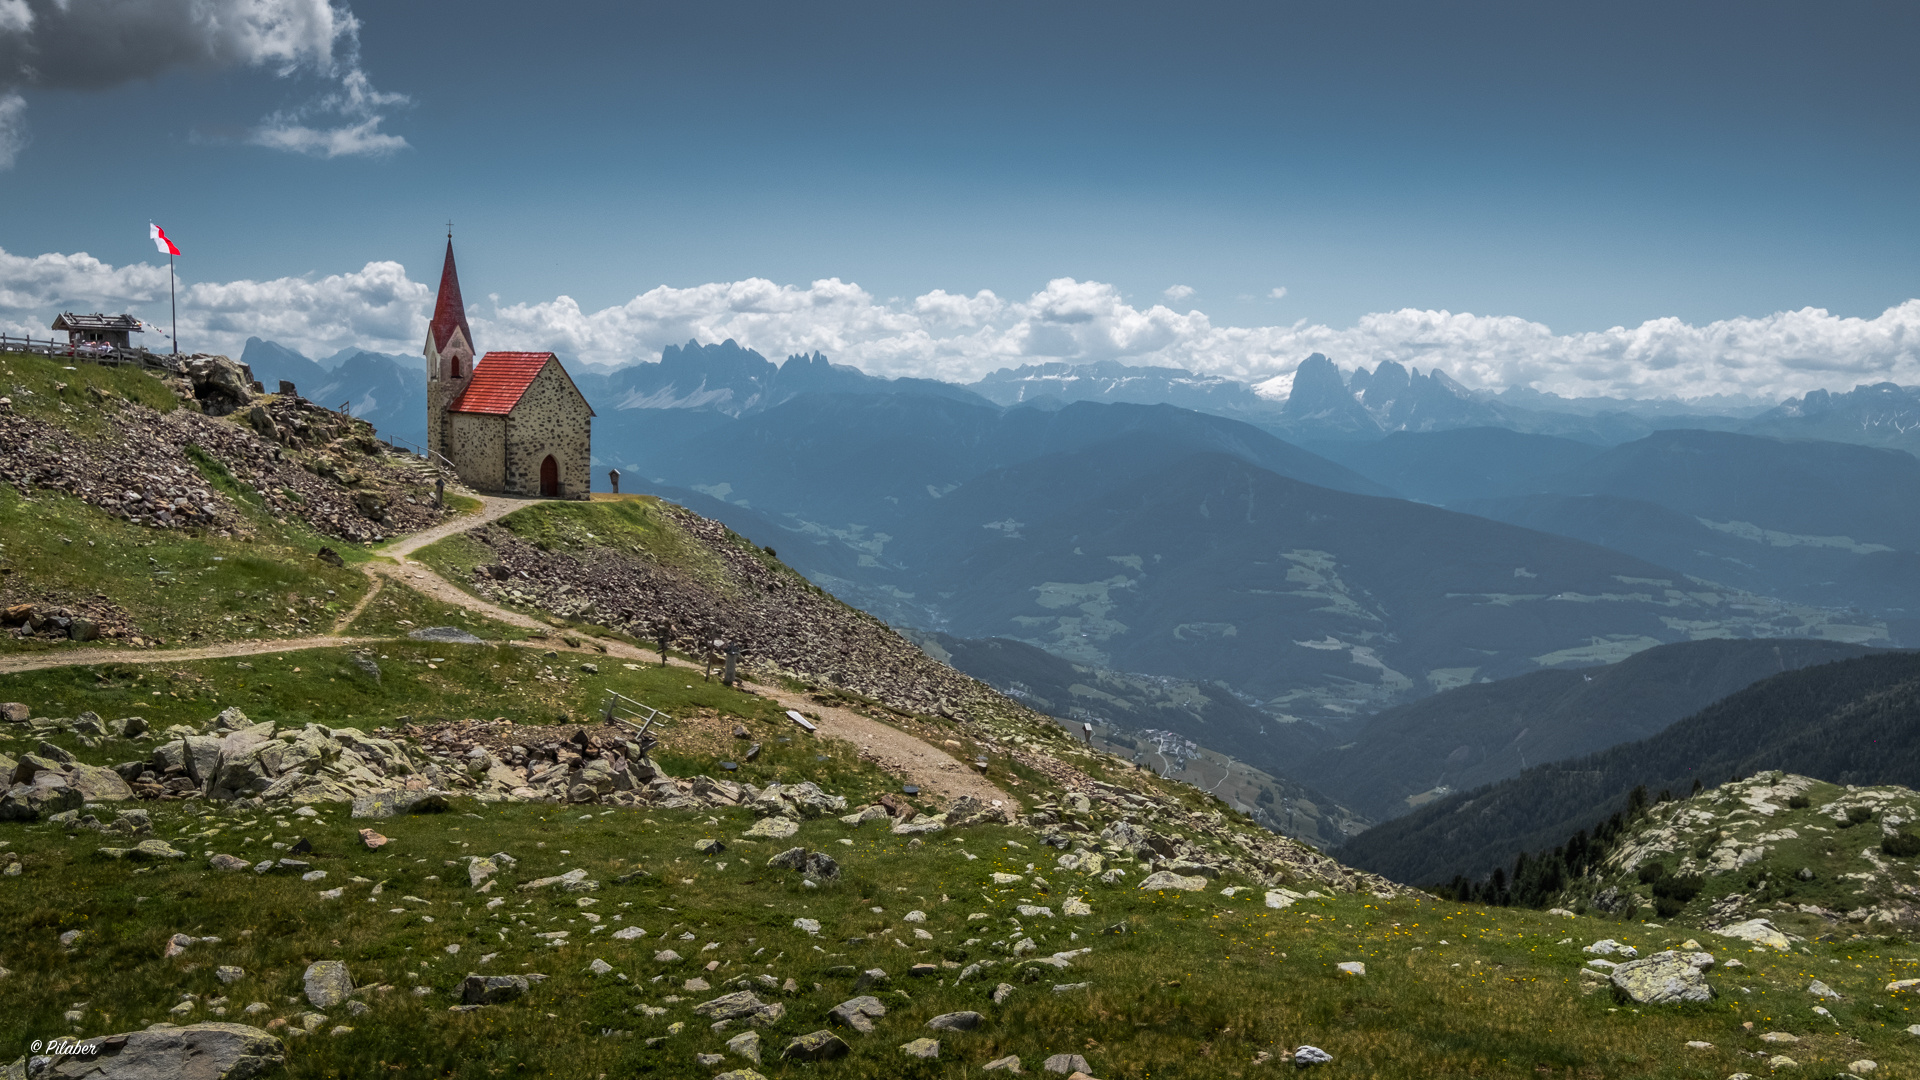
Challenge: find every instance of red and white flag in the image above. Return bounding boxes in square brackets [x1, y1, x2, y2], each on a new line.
[150, 223, 179, 256]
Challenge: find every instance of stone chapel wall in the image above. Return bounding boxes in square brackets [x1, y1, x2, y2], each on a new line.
[444, 412, 506, 492]
[504, 364, 592, 498]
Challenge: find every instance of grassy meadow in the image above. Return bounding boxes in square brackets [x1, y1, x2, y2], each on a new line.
[7, 779, 1920, 1079]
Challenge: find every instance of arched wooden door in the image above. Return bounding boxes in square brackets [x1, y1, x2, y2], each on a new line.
[539, 455, 559, 497]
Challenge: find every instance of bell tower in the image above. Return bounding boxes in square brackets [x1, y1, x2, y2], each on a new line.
[424, 232, 476, 458]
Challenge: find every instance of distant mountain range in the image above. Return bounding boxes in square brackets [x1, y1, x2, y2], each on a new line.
[239, 333, 1920, 457]
[240, 337, 429, 450]
[1318, 427, 1920, 636]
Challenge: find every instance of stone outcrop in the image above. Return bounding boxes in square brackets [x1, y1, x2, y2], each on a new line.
[28, 1021, 284, 1079]
[460, 974, 529, 1006]
[1610, 950, 1716, 1004]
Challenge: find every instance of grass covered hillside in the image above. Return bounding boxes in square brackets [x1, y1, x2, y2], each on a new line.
[1339, 649, 1920, 888]
[1, 349, 456, 652]
[13, 702, 1920, 1079]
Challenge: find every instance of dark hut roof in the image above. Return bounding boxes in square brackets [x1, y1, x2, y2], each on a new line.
[51, 313, 143, 332]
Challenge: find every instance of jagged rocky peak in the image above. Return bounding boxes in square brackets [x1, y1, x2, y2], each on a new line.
[1276, 354, 1506, 438]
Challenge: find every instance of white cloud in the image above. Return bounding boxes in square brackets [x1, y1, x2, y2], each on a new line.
[0, 0, 32, 35]
[247, 65, 407, 157]
[3, 244, 1918, 403]
[0, 0, 405, 167]
[1164, 284, 1195, 301]
[0, 246, 424, 359]
[0, 91, 24, 169]
[249, 113, 405, 157]
[1269, 286, 1288, 300]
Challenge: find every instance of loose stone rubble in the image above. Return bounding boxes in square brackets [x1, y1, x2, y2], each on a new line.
[0, 359, 453, 547]
[2, 706, 872, 819]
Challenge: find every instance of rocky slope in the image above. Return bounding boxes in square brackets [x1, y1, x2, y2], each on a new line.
[446, 503, 1020, 723]
[1559, 771, 1920, 943]
[1, 351, 454, 544]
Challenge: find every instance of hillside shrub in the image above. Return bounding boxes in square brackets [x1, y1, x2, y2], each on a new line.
[1636, 862, 1667, 884]
[1651, 873, 1703, 918]
[1788, 794, 1812, 809]
[1882, 832, 1920, 858]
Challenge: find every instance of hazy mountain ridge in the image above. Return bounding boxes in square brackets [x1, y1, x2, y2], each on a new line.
[1746, 381, 1920, 455]
[576, 339, 992, 418]
[1329, 427, 1920, 627]
[1335, 648, 1920, 887]
[1303, 637, 1879, 823]
[239, 336, 429, 449]
[906, 630, 1371, 849]
[969, 358, 1282, 420]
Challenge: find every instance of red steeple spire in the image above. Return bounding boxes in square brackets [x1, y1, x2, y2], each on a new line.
[429, 238, 473, 356]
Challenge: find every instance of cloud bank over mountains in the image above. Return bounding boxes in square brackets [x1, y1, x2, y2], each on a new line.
[0, 0, 406, 167]
[2, 245, 1916, 403]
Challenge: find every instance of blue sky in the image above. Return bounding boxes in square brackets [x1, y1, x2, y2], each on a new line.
[1, 1, 1917, 396]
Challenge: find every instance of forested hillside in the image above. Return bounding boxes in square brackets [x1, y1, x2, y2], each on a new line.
[1304, 638, 1877, 820]
[1336, 650, 1920, 886]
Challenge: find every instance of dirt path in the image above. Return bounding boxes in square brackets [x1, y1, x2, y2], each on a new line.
[0, 635, 384, 673]
[329, 574, 385, 634]
[1, 495, 1016, 809]
[379, 494, 534, 559]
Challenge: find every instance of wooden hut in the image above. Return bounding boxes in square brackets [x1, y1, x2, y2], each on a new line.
[51, 313, 143, 350]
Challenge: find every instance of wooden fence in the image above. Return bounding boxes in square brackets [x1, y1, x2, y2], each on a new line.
[0, 332, 181, 372]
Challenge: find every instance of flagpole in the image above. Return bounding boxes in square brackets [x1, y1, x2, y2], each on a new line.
[169, 251, 177, 355]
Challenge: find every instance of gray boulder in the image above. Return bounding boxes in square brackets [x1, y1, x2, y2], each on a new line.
[303, 960, 353, 1008]
[827, 995, 887, 1034]
[767, 847, 808, 871]
[927, 1011, 982, 1032]
[1610, 950, 1716, 1004]
[185, 356, 257, 412]
[66, 764, 133, 802]
[782, 1031, 850, 1062]
[32, 1021, 284, 1079]
[460, 974, 529, 1005]
[693, 990, 784, 1026]
[0, 772, 82, 820]
[127, 840, 187, 861]
[1044, 1053, 1092, 1075]
[1137, 871, 1207, 892]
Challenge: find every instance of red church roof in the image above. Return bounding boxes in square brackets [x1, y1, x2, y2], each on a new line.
[428, 240, 474, 355]
[447, 352, 554, 415]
